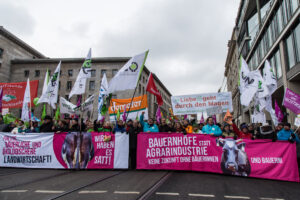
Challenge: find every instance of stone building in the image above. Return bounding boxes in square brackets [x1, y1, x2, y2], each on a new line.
[225, 0, 300, 125]
[0, 26, 172, 120]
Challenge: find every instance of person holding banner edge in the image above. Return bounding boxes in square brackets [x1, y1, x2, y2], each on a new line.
[202, 117, 222, 136]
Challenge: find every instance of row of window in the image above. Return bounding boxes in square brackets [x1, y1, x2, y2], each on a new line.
[285, 20, 300, 69]
[24, 68, 119, 78]
[66, 80, 95, 91]
[247, 0, 298, 70]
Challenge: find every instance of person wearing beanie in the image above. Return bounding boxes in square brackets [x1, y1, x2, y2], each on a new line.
[222, 123, 236, 138]
[230, 122, 253, 139]
[277, 123, 300, 144]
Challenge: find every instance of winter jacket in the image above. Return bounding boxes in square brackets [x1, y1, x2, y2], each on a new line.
[184, 125, 193, 134]
[40, 122, 54, 132]
[202, 124, 222, 136]
[232, 123, 253, 139]
[127, 125, 142, 149]
[277, 129, 300, 144]
[140, 115, 159, 132]
[159, 124, 172, 132]
[222, 131, 236, 138]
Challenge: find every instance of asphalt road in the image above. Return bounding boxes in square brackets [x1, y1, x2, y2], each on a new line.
[0, 168, 299, 200]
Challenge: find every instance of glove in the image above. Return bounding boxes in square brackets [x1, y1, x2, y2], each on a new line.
[233, 135, 237, 140]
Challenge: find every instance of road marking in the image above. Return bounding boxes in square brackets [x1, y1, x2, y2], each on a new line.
[156, 192, 180, 196]
[35, 190, 64, 194]
[189, 193, 215, 197]
[260, 198, 284, 200]
[224, 195, 250, 199]
[79, 190, 108, 194]
[114, 191, 140, 194]
[1, 190, 28, 193]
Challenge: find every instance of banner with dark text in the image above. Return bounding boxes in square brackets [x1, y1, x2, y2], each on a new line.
[137, 133, 299, 182]
[0, 132, 128, 169]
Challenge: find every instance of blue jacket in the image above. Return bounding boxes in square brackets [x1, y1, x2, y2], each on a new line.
[140, 115, 159, 132]
[202, 124, 222, 136]
[277, 129, 300, 144]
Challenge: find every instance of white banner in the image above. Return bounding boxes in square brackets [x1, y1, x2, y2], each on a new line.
[0, 132, 128, 169]
[171, 92, 232, 115]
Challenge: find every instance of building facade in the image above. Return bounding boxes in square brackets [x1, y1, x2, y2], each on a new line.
[0, 27, 172, 120]
[225, 0, 300, 125]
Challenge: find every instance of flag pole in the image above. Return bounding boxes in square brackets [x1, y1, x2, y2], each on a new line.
[125, 86, 138, 121]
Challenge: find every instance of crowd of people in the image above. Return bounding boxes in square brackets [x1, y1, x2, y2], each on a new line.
[1, 112, 300, 168]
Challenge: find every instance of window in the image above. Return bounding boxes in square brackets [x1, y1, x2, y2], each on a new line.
[24, 70, 29, 77]
[294, 23, 300, 62]
[67, 81, 72, 91]
[286, 33, 296, 69]
[89, 81, 95, 91]
[91, 69, 96, 77]
[281, 0, 288, 25]
[35, 70, 40, 77]
[0, 48, 3, 58]
[275, 50, 282, 78]
[112, 69, 118, 76]
[101, 69, 107, 76]
[290, 0, 299, 14]
[276, 6, 284, 34]
[68, 69, 73, 77]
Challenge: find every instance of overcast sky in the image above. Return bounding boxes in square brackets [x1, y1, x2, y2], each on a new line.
[1, 0, 239, 96]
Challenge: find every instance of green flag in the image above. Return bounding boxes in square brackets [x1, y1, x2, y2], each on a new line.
[3, 113, 17, 124]
[55, 106, 60, 121]
[116, 108, 120, 121]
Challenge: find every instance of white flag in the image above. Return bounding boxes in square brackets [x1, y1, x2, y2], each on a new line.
[252, 96, 266, 123]
[75, 95, 95, 114]
[21, 79, 31, 122]
[256, 70, 269, 99]
[239, 57, 259, 106]
[60, 97, 76, 115]
[263, 60, 277, 95]
[69, 48, 92, 98]
[98, 73, 109, 120]
[263, 95, 279, 126]
[38, 62, 61, 109]
[108, 50, 148, 93]
[42, 69, 50, 95]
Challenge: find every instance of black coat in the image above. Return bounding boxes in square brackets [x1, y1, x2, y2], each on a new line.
[127, 125, 142, 149]
[40, 122, 54, 132]
[159, 124, 173, 132]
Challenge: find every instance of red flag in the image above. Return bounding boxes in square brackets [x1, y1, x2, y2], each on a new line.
[146, 73, 163, 106]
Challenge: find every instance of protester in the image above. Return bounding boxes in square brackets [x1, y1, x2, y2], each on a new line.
[54, 120, 69, 133]
[199, 123, 204, 131]
[2, 122, 16, 132]
[98, 121, 112, 132]
[174, 122, 184, 133]
[248, 124, 255, 135]
[277, 123, 300, 144]
[231, 122, 253, 139]
[255, 123, 277, 141]
[113, 120, 126, 133]
[275, 122, 284, 133]
[183, 119, 193, 134]
[202, 117, 222, 136]
[140, 112, 159, 132]
[70, 118, 80, 132]
[159, 118, 172, 132]
[222, 123, 235, 138]
[127, 120, 142, 169]
[26, 121, 40, 133]
[192, 124, 202, 134]
[40, 115, 54, 132]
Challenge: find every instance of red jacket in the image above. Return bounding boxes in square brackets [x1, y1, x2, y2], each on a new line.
[232, 123, 253, 139]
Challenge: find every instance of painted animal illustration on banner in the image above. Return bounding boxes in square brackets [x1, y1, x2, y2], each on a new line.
[216, 138, 251, 176]
[79, 132, 94, 168]
[61, 132, 94, 169]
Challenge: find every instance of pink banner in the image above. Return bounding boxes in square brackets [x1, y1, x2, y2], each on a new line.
[137, 133, 299, 182]
[53, 132, 116, 169]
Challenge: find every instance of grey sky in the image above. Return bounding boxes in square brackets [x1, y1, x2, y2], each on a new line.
[1, 0, 239, 96]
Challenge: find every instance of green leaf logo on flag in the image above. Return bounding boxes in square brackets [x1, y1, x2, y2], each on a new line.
[83, 59, 91, 68]
[129, 62, 138, 72]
